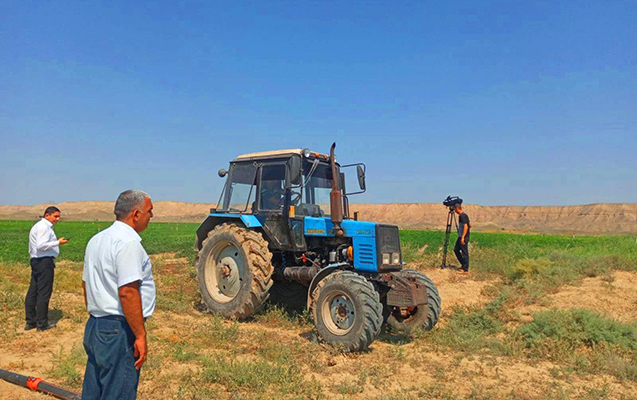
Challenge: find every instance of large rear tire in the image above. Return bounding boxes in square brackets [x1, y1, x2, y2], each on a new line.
[385, 269, 441, 334]
[310, 270, 383, 352]
[196, 223, 273, 319]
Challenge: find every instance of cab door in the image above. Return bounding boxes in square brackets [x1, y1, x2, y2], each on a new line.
[257, 163, 307, 251]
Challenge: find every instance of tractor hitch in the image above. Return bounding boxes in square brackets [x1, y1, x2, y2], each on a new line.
[382, 273, 428, 307]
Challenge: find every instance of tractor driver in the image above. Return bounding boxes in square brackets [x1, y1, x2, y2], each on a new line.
[260, 179, 284, 210]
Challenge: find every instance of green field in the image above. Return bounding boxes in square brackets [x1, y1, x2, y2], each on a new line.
[401, 229, 637, 282]
[0, 220, 197, 264]
[1, 220, 636, 270]
[2, 219, 636, 310]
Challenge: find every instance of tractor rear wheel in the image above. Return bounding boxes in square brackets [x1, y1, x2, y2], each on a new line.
[384, 269, 441, 334]
[196, 223, 273, 319]
[310, 271, 383, 352]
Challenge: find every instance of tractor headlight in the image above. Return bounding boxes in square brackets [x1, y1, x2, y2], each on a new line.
[302, 148, 311, 158]
[391, 252, 401, 265]
[382, 253, 390, 265]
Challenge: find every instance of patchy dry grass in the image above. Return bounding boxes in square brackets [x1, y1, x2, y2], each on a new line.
[49, 344, 86, 389]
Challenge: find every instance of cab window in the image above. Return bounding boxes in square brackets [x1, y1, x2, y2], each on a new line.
[259, 164, 286, 211]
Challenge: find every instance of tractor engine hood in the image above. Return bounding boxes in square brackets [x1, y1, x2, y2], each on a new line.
[304, 217, 402, 272]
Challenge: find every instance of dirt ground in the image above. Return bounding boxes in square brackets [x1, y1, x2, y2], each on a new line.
[1, 259, 636, 399]
[517, 271, 637, 323]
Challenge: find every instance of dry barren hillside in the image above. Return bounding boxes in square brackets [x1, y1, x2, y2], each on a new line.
[352, 203, 637, 234]
[1, 201, 635, 234]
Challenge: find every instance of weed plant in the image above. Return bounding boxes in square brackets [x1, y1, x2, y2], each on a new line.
[518, 308, 637, 355]
[49, 344, 87, 389]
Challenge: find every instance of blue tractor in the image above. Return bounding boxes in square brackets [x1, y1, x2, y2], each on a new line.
[194, 144, 441, 351]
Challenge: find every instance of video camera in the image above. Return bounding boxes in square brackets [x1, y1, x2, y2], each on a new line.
[442, 196, 463, 210]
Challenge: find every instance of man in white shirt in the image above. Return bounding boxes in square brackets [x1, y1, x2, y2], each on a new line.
[25, 206, 69, 331]
[81, 190, 155, 400]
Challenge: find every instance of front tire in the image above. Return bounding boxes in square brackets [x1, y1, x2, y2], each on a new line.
[385, 269, 441, 334]
[196, 223, 273, 319]
[311, 271, 383, 352]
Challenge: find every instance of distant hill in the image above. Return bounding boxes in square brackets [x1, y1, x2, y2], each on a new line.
[1, 201, 635, 234]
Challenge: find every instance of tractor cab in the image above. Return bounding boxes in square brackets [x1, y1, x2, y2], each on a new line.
[199, 147, 367, 253]
[216, 149, 339, 215]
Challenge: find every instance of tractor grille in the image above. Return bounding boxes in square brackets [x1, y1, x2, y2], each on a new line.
[376, 224, 402, 271]
[377, 225, 400, 253]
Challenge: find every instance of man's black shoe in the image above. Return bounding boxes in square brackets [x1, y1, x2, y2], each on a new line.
[37, 322, 57, 332]
[24, 323, 37, 331]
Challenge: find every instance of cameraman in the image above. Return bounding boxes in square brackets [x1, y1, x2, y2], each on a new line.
[453, 204, 471, 274]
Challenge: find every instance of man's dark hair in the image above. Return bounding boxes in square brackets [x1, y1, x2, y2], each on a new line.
[43, 206, 60, 217]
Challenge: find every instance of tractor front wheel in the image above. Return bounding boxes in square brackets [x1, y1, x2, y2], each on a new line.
[311, 271, 383, 352]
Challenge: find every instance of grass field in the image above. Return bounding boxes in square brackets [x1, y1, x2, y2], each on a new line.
[2, 219, 636, 266]
[1, 220, 636, 399]
[0, 220, 197, 264]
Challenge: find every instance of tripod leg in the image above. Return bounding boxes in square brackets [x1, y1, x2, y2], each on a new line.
[441, 210, 453, 268]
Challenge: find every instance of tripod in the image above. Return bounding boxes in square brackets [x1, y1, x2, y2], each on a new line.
[440, 208, 460, 270]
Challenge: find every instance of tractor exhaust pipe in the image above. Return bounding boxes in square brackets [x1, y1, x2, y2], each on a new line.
[0, 368, 81, 400]
[329, 142, 344, 237]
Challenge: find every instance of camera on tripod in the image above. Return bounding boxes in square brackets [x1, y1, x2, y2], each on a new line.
[443, 196, 463, 210]
[440, 195, 463, 270]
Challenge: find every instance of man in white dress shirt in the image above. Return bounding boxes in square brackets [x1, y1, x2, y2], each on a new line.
[81, 190, 155, 400]
[25, 206, 69, 331]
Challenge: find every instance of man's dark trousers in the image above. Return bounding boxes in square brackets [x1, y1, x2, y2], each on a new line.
[82, 315, 140, 400]
[25, 256, 55, 328]
[454, 237, 469, 271]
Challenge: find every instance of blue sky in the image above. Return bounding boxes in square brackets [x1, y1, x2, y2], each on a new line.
[1, 1, 635, 206]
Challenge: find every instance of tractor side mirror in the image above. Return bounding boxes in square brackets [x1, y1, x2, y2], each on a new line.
[357, 165, 366, 191]
[218, 168, 228, 178]
[288, 156, 302, 185]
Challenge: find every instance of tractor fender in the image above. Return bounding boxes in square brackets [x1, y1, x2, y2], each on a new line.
[195, 214, 262, 250]
[306, 262, 350, 309]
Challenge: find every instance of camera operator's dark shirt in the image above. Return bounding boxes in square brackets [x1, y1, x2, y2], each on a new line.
[458, 212, 470, 240]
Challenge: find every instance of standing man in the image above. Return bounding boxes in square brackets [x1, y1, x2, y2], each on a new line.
[453, 204, 471, 274]
[81, 190, 155, 400]
[25, 206, 69, 331]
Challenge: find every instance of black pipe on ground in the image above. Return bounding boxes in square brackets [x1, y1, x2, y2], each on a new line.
[0, 368, 81, 400]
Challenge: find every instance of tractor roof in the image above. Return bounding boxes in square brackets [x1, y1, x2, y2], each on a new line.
[234, 149, 330, 161]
